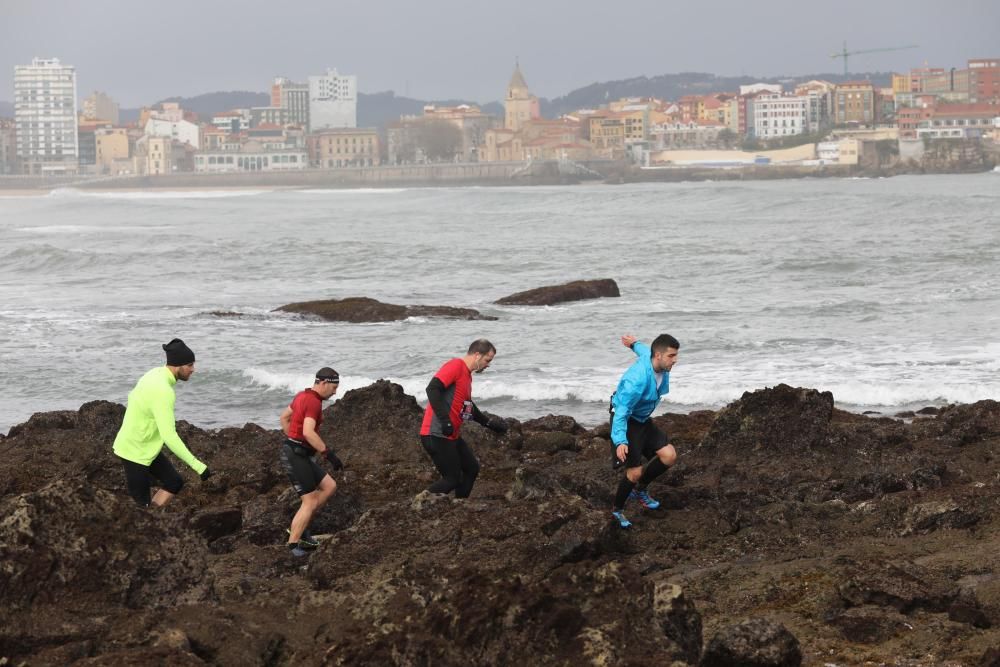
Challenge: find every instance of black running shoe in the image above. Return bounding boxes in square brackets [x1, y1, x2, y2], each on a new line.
[287, 528, 319, 549]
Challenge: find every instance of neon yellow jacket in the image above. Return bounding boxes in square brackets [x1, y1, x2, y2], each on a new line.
[113, 366, 206, 474]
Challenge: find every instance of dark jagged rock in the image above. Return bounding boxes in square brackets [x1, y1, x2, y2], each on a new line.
[698, 384, 834, 454]
[2, 382, 1000, 664]
[275, 296, 497, 322]
[305, 494, 701, 665]
[837, 560, 958, 613]
[930, 400, 1000, 446]
[189, 506, 243, 542]
[521, 413, 585, 434]
[902, 499, 980, 535]
[701, 618, 802, 667]
[949, 601, 992, 629]
[495, 278, 620, 306]
[523, 431, 578, 454]
[0, 480, 213, 611]
[655, 581, 703, 663]
[827, 606, 912, 643]
[981, 647, 1000, 666]
[323, 379, 425, 468]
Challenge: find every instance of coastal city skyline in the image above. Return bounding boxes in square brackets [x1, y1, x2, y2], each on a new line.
[3, 51, 997, 177]
[2, 0, 1000, 106]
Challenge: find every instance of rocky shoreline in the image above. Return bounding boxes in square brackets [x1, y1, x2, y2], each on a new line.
[1, 161, 996, 195]
[2, 382, 999, 665]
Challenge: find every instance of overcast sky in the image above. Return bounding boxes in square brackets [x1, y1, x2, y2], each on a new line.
[2, 0, 998, 107]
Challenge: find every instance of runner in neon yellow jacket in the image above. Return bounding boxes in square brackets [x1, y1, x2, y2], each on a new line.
[113, 339, 210, 506]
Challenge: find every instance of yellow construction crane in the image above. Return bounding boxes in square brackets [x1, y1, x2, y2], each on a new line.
[830, 42, 919, 76]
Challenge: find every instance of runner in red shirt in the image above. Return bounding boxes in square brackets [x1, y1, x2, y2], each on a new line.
[420, 339, 508, 498]
[279, 367, 344, 557]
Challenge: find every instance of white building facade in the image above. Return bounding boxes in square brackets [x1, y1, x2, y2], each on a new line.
[144, 118, 200, 149]
[739, 83, 782, 96]
[308, 68, 357, 131]
[211, 110, 250, 133]
[194, 146, 307, 172]
[14, 57, 79, 174]
[753, 94, 809, 140]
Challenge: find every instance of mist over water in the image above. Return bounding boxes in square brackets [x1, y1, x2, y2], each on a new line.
[1, 175, 999, 433]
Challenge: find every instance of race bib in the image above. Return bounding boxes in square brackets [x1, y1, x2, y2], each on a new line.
[460, 401, 474, 422]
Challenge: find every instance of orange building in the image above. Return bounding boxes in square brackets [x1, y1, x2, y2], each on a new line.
[834, 81, 876, 125]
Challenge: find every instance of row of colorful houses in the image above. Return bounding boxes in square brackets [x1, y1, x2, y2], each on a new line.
[3, 58, 998, 176]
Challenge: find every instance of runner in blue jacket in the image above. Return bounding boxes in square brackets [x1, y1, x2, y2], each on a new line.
[609, 333, 680, 528]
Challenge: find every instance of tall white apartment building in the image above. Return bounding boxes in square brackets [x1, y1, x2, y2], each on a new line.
[272, 77, 310, 128]
[308, 68, 357, 131]
[14, 57, 79, 174]
[753, 93, 809, 140]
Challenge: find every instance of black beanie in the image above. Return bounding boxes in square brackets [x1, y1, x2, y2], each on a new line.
[163, 338, 195, 366]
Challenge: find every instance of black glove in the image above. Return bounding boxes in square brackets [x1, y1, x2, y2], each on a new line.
[325, 449, 344, 471]
[611, 443, 627, 470]
[487, 418, 508, 434]
[199, 468, 212, 481]
[441, 420, 454, 437]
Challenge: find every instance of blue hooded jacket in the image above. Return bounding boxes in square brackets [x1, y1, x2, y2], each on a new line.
[611, 341, 670, 445]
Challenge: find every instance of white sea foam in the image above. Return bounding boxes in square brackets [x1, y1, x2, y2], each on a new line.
[15, 224, 172, 234]
[243, 368, 315, 394]
[236, 363, 1000, 415]
[296, 188, 409, 194]
[46, 188, 269, 199]
[821, 381, 1000, 408]
[242, 369, 426, 403]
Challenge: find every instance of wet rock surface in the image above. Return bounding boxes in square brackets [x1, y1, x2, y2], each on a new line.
[495, 278, 620, 305]
[2, 384, 1000, 665]
[701, 618, 802, 666]
[275, 296, 497, 322]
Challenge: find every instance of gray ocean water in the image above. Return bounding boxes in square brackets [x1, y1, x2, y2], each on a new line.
[1, 175, 998, 434]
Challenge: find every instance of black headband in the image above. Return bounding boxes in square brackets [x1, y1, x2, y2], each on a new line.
[316, 373, 340, 384]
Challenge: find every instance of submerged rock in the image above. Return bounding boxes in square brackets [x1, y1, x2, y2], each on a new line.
[276, 296, 497, 322]
[495, 278, 620, 306]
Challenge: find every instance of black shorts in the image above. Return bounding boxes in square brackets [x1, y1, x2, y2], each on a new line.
[281, 441, 326, 496]
[619, 419, 667, 469]
[121, 451, 184, 506]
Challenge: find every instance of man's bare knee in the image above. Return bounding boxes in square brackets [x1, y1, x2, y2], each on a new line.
[626, 467, 643, 483]
[658, 445, 677, 466]
[318, 477, 336, 502]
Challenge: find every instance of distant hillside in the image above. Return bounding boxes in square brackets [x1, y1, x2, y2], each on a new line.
[541, 71, 894, 117]
[358, 91, 502, 128]
[119, 90, 270, 123]
[119, 90, 501, 129]
[0, 70, 892, 127]
[157, 91, 270, 118]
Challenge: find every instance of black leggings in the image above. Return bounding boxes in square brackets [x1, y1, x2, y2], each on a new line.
[121, 452, 184, 506]
[421, 435, 480, 498]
